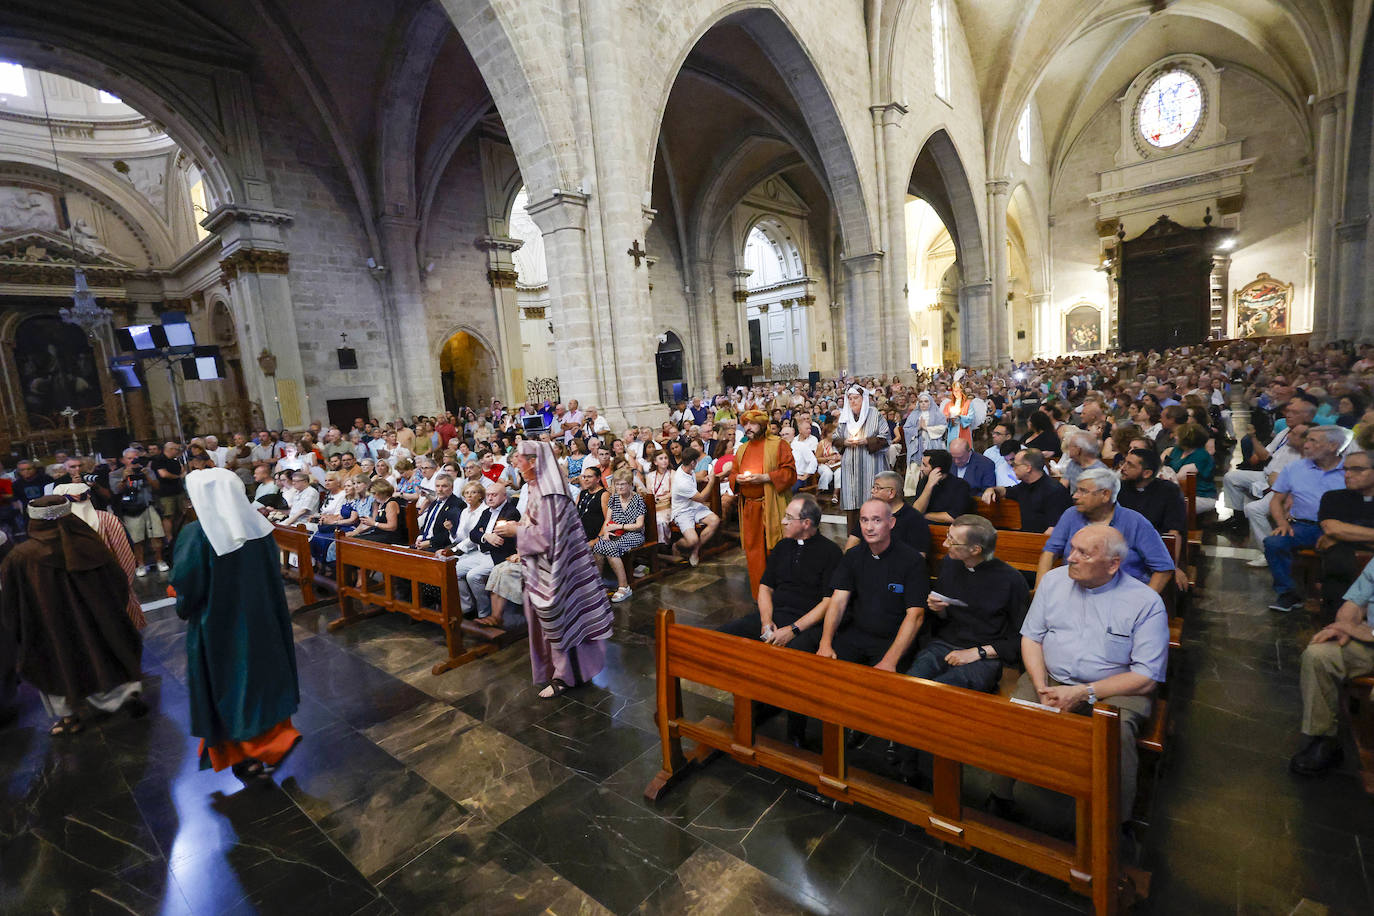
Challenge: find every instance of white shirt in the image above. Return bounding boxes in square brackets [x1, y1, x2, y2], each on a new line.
[669, 467, 699, 517]
[207, 446, 230, 468]
[319, 489, 349, 519]
[792, 433, 819, 457]
[283, 486, 320, 525]
[790, 439, 818, 477]
[984, 445, 1018, 487]
[453, 504, 483, 553]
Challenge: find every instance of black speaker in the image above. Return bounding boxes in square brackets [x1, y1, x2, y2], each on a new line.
[337, 347, 358, 370]
[96, 427, 129, 457]
[808, 371, 820, 388]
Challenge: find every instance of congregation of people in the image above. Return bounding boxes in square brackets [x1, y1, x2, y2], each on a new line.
[4, 334, 1374, 797]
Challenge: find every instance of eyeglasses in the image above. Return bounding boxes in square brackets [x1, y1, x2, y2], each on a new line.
[782, 514, 802, 523]
[1345, 465, 1373, 473]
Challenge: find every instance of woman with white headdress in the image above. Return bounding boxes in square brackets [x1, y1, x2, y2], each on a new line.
[832, 384, 889, 526]
[900, 392, 947, 474]
[172, 468, 301, 782]
[54, 481, 145, 629]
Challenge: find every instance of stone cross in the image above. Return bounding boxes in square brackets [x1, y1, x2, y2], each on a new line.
[627, 240, 647, 267]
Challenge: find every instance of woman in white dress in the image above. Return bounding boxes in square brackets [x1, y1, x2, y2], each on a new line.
[832, 386, 888, 527]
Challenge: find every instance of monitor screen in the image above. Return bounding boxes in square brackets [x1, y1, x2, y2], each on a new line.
[520, 415, 545, 433]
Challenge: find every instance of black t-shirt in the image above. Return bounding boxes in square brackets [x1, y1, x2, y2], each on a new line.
[1007, 474, 1074, 532]
[831, 540, 929, 638]
[1318, 488, 1374, 531]
[148, 455, 185, 495]
[1117, 477, 1187, 536]
[759, 534, 844, 614]
[930, 556, 1029, 662]
[12, 472, 51, 505]
[1024, 430, 1061, 460]
[577, 487, 606, 540]
[848, 503, 932, 557]
[913, 475, 973, 519]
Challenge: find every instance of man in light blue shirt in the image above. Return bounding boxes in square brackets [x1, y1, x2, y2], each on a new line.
[1265, 425, 1348, 611]
[988, 525, 1168, 820]
[1291, 554, 1374, 776]
[982, 423, 1020, 488]
[1038, 467, 1175, 594]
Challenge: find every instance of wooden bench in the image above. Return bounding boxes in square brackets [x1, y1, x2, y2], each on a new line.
[975, 496, 1023, 531]
[271, 523, 329, 608]
[927, 524, 1052, 577]
[329, 536, 523, 674]
[1178, 473, 1202, 571]
[1348, 675, 1374, 795]
[647, 610, 1147, 914]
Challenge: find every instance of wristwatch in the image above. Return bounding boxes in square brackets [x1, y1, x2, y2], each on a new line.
[1086, 684, 1098, 706]
[977, 646, 988, 660]
[790, 624, 802, 637]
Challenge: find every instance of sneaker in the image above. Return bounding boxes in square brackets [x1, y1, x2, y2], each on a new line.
[156, 561, 170, 573]
[1246, 556, 1268, 568]
[611, 586, 632, 604]
[1268, 591, 1303, 612]
[135, 565, 149, 578]
[633, 565, 649, 577]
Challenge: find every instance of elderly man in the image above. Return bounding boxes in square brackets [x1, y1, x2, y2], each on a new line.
[277, 472, 321, 526]
[948, 437, 996, 496]
[817, 498, 927, 675]
[1265, 426, 1349, 612]
[1060, 431, 1107, 491]
[1314, 449, 1374, 614]
[982, 448, 1072, 533]
[455, 479, 521, 621]
[1039, 467, 1174, 593]
[988, 525, 1168, 821]
[730, 409, 797, 598]
[907, 514, 1028, 691]
[1291, 555, 1374, 775]
[1223, 398, 1317, 533]
[413, 473, 463, 551]
[111, 449, 167, 575]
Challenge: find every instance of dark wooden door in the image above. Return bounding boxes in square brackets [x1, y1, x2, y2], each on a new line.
[1119, 216, 1226, 353]
[327, 398, 370, 431]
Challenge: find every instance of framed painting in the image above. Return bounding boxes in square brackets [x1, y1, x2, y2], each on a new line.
[1065, 304, 1102, 352]
[1233, 273, 1293, 338]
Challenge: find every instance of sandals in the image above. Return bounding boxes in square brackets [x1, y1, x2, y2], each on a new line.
[475, 615, 504, 628]
[50, 715, 83, 737]
[538, 678, 573, 700]
[231, 759, 269, 783]
[610, 586, 633, 603]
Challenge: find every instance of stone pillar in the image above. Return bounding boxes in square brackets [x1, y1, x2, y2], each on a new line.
[986, 179, 1011, 367]
[524, 191, 599, 410]
[1335, 216, 1369, 340]
[959, 281, 993, 368]
[202, 205, 310, 430]
[378, 214, 438, 415]
[841, 252, 884, 374]
[687, 258, 722, 391]
[1309, 91, 1345, 341]
[476, 235, 526, 406]
[1028, 292, 1052, 359]
[874, 102, 909, 375]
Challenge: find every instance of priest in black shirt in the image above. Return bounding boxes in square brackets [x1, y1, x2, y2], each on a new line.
[719, 494, 842, 646]
[843, 470, 931, 558]
[1117, 448, 1189, 592]
[908, 450, 974, 524]
[818, 499, 928, 671]
[1316, 449, 1374, 613]
[982, 448, 1072, 532]
[905, 515, 1028, 692]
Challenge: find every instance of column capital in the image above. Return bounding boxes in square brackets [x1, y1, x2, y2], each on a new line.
[986, 178, 1011, 197]
[201, 204, 294, 234]
[961, 280, 993, 294]
[476, 235, 524, 253]
[841, 251, 885, 272]
[1314, 90, 1347, 117]
[869, 101, 908, 127]
[524, 190, 589, 234]
[727, 268, 754, 281]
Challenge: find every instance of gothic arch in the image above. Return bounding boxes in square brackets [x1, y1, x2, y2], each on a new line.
[906, 128, 988, 284]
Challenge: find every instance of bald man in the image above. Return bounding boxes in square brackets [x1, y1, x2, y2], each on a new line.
[987, 525, 1169, 824]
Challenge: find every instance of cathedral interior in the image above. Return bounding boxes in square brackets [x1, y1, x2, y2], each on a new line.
[3, 1, 1374, 913]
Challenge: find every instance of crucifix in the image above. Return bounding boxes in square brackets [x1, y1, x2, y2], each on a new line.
[60, 405, 80, 454]
[627, 240, 647, 267]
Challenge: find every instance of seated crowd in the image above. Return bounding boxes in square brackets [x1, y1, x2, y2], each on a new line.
[4, 335, 1374, 798]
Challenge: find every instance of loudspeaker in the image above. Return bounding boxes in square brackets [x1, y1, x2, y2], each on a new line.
[808, 371, 820, 388]
[96, 427, 129, 458]
[337, 347, 358, 370]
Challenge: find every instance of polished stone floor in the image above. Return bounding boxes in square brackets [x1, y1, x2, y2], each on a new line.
[3, 521, 1374, 915]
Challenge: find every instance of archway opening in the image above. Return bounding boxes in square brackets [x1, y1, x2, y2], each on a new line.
[742, 217, 810, 379]
[439, 331, 498, 416]
[904, 196, 958, 367]
[655, 331, 686, 403]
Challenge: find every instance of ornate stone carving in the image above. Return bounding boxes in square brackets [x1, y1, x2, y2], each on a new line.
[522, 306, 547, 319]
[488, 268, 519, 288]
[732, 289, 750, 303]
[219, 248, 289, 281]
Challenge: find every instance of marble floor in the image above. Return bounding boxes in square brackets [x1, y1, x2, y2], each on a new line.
[3, 522, 1374, 915]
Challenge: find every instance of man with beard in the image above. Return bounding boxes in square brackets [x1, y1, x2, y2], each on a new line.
[729, 409, 798, 598]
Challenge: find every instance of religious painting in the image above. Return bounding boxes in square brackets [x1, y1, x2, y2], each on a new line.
[1065, 304, 1102, 352]
[13, 315, 104, 426]
[1234, 273, 1293, 338]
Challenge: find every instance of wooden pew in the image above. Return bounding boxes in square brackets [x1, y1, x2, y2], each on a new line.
[271, 523, 327, 608]
[625, 495, 660, 584]
[975, 497, 1023, 531]
[329, 536, 523, 674]
[647, 610, 1147, 914]
[927, 524, 1051, 576]
[1348, 675, 1374, 795]
[1178, 473, 1202, 570]
[403, 502, 419, 544]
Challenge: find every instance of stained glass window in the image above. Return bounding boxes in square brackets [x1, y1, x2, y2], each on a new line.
[1137, 70, 1202, 148]
[1017, 106, 1031, 164]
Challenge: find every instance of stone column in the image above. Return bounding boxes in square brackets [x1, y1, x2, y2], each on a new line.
[1334, 216, 1370, 340]
[986, 179, 1011, 367]
[841, 252, 884, 374]
[959, 281, 993, 368]
[476, 235, 526, 406]
[1028, 292, 1052, 359]
[377, 214, 438, 415]
[202, 205, 311, 430]
[1309, 91, 1345, 341]
[524, 191, 600, 411]
[875, 101, 909, 375]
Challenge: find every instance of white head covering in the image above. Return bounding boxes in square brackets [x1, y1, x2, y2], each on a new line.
[54, 482, 99, 531]
[840, 384, 871, 434]
[185, 467, 273, 556]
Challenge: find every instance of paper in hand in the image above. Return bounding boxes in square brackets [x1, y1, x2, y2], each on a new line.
[928, 591, 968, 607]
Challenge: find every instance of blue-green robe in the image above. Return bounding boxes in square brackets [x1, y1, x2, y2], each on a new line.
[171, 522, 299, 767]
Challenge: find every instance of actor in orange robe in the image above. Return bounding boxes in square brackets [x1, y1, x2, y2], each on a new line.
[729, 410, 797, 598]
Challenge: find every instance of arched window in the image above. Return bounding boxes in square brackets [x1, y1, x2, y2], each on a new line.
[1017, 106, 1032, 165]
[508, 187, 547, 288]
[931, 0, 949, 101]
[0, 61, 26, 97]
[743, 221, 801, 287]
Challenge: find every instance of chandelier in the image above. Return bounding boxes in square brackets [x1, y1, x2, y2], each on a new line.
[39, 73, 114, 335]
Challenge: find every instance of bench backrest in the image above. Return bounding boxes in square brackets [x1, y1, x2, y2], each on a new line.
[975, 497, 1022, 530]
[928, 524, 1051, 573]
[271, 523, 317, 604]
[1179, 471, 1198, 533]
[334, 534, 456, 610]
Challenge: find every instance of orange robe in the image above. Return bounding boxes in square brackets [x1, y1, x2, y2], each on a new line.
[729, 436, 797, 598]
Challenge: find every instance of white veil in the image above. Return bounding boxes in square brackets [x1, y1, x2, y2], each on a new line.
[185, 467, 274, 556]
